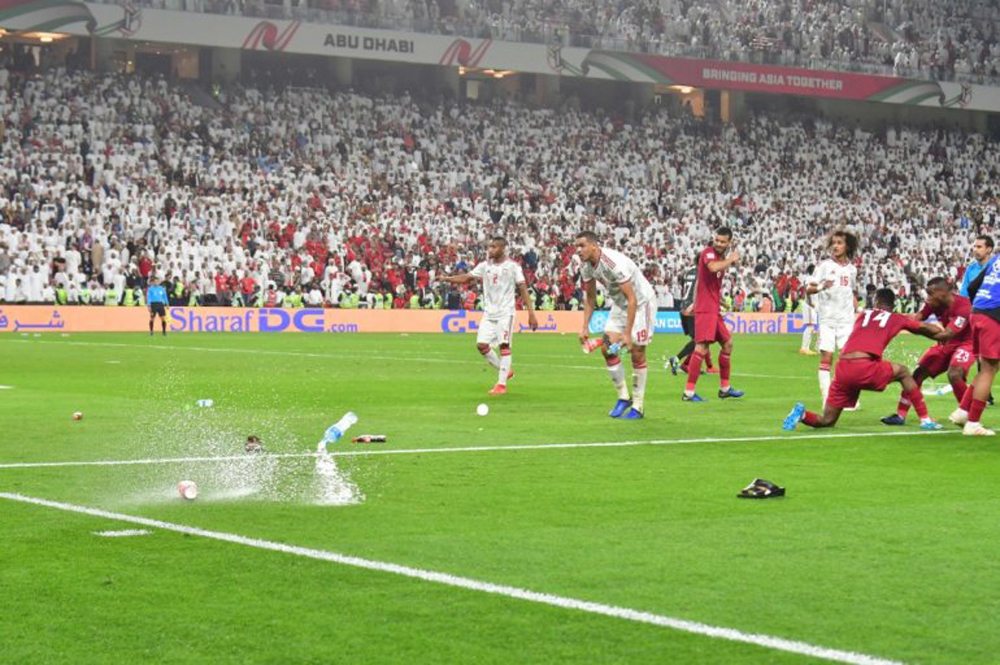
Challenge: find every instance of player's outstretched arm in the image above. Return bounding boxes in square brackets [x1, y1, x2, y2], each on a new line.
[580, 279, 597, 344]
[620, 279, 638, 351]
[440, 274, 477, 285]
[915, 321, 948, 341]
[518, 282, 538, 331]
[933, 324, 960, 344]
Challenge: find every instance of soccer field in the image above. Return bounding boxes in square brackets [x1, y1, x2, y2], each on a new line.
[2, 331, 998, 664]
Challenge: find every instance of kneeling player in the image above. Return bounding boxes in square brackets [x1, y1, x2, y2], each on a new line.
[783, 289, 948, 430]
[882, 277, 973, 425]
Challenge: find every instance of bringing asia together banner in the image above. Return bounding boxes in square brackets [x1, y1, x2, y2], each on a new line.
[581, 52, 978, 107]
[0, 306, 814, 335]
[1, 0, 997, 111]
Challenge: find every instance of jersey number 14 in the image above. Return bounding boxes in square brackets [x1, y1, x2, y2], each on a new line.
[861, 310, 890, 328]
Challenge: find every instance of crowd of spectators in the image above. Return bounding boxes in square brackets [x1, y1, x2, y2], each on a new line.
[0, 65, 997, 314]
[102, 0, 1000, 84]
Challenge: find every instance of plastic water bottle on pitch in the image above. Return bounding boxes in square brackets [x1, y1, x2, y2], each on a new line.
[318, 412, 358, 451]
[582, 338, 622, 355]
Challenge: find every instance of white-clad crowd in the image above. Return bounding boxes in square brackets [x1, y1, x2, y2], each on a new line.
[0, 67, 996, 309]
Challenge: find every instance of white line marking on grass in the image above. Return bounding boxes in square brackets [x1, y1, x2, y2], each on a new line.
[0, 429, 958, 470]
[0, 385, 12, 389]
[93, 529, 151, 537]
[0, 339, 813, 379]
[0, 491, 903, 665]
[0, 339, 496, 367]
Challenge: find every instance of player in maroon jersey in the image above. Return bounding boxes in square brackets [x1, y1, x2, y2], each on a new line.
[881, 277, 974, 425]
[783, 288, 949, 430]
[683, 227, 743, 402]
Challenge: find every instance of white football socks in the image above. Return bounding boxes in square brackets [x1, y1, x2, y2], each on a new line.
[498, 353, 512, 386]
[819, 369, 831, 404]
[607, 361, 630, 400]
[483, 349, 501, 369]
[632, 367, 648, 411]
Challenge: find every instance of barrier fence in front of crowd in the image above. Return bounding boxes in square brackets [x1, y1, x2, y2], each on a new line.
[0, 306, 814, 335]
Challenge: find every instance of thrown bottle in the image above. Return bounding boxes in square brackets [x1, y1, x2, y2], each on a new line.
[323, 411, 358, 445]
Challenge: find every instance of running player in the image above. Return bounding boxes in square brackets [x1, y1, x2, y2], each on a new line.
[682, 227, 743, 402]
[441, 237, 538, 395]
[808, 230, 860, 407]
[950, 252, 1000, 435]
[667, 256, 713, 375]
[798, 264, 819, 355]
[881, 277, 973, 425]
[146, 276, 169, 336]
[576, 231, 657, 419]
[783, 288, 947, 431]
[959, 235, 995, 405]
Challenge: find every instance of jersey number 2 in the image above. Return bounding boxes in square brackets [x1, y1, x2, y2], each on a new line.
[861, 310, 890, 328]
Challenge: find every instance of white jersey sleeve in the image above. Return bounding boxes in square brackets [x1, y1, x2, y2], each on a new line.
[594, 248, 656, 309]
[470, 261, 487, 280]
[807, 267, 821, 288]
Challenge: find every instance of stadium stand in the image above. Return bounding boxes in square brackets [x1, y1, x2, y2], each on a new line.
[96, 0, 1000, 84]
[0, 60, 995, 310]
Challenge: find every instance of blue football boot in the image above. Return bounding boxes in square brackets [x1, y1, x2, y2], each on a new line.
[609, 399, 633, 418]
[783, 403, 805, 431]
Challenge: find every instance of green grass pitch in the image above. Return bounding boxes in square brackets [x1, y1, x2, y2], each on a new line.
[2, 331, 999, 664]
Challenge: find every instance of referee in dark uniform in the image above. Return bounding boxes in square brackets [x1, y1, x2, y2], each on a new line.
[146, 277, 169, 336]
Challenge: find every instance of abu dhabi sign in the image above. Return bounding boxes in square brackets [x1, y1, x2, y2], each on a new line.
[4, 0, 998, 111]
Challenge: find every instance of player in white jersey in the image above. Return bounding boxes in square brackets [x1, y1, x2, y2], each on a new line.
[807, 230, 860, 406]
[798, 264, 819, 355]
[441, 237, 538, 395]
[575, 231, 657, 420]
